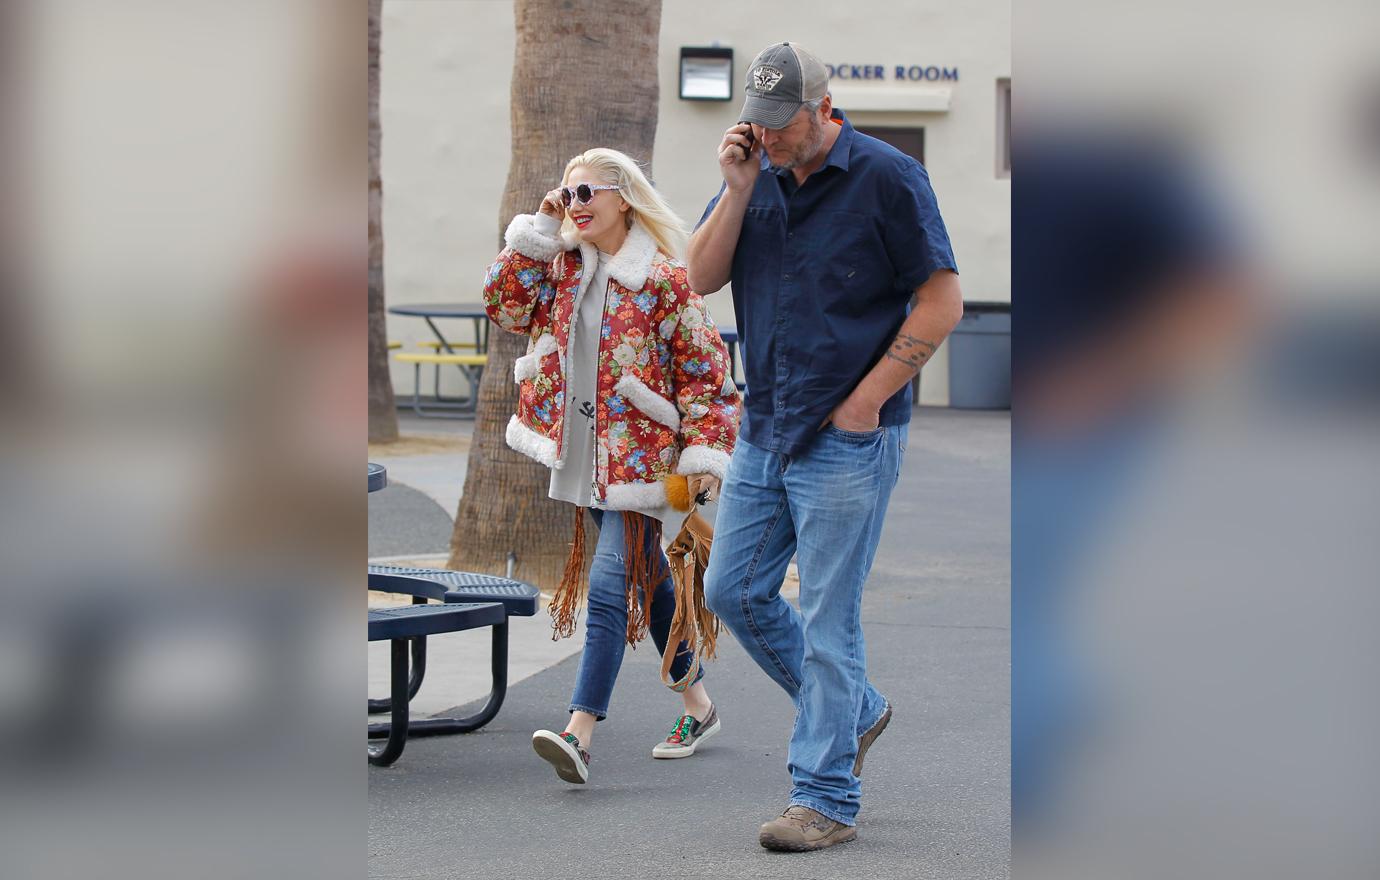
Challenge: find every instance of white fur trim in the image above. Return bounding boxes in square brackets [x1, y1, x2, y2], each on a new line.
[614, 374, 680, 432]
[603, 480, 669, 511]
[504, 214, 564, 263]
[676, 444, 732, 483]
[559, 221, 658, 292]
[605, 222, 659, 291]
[513, 333, 560, 382]
[504, 414, 557, 468]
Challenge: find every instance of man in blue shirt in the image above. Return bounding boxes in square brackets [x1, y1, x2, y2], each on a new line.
[688, 41, 964, 851]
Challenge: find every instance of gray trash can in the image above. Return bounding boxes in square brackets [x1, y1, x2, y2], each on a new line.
[946, 301, 1010, 410]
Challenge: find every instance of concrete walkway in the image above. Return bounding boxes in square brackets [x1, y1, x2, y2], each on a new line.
[367, 408, 1009, 879]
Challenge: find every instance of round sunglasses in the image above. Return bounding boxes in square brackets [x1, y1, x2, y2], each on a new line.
[560, 183, 620, 207]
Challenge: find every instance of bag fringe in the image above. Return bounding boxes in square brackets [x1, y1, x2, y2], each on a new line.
[548, 506, 588, 640]
[547, 489, 722, 693]
[621, 511, 665, 647]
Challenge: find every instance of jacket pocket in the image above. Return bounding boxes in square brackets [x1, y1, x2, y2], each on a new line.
[513, 332, 559, 383]
[613, 373, 680, 432]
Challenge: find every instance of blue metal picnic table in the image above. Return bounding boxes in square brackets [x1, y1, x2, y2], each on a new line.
[387, 302, 490, 354]
[365, 460, 541, 766]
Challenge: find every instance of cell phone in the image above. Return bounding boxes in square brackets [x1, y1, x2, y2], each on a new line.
[738, 122, 755, 161]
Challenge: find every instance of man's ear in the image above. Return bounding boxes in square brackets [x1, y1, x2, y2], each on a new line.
[818, 93, 833, 119]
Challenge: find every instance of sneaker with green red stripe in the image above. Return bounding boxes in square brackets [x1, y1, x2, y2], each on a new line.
[532, 729, 590, 784]
[651, 704, 720, 759]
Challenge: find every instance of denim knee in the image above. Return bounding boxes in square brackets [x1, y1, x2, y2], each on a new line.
[703, 568, 735, 621]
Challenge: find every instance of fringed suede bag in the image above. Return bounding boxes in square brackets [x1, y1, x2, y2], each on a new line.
[546, 475, 721, 693]
[659, 505, 718, 692]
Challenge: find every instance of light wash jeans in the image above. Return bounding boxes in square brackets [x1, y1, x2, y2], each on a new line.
[704, 424, 906, 826]
[568, 508, 702, 721]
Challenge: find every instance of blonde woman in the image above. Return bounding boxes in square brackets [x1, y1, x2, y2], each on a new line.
[483, 148, 740, 784]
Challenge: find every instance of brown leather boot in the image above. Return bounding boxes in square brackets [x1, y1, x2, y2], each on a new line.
[758, 806, 857, 852]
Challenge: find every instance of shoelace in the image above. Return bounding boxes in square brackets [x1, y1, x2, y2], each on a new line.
[782, 806, 829, 828]
[666, 714, 694, 744]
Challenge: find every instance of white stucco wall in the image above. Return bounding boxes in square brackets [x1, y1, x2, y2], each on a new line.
[380, 0, 514, 400]
[381, 0, 1010, 404]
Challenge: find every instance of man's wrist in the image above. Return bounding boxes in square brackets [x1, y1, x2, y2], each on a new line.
[846, 386, 885, 415]
[722, 181, 755, 201]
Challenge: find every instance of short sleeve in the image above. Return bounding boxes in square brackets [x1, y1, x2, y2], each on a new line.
[883, 162, 959, 292]
[694, 182, 729, 232]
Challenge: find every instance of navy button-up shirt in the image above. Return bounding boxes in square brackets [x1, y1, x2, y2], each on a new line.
[696, 110, 958, 455]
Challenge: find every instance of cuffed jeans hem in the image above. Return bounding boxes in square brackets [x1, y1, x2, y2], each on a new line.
[568, 703, 607, 721]
[788, 797, 857, 828]
[860, 698, 891, 739]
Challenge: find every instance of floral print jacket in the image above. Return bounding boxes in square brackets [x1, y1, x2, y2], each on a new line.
[483, 213, 740, 512]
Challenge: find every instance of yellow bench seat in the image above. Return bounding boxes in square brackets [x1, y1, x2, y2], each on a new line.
[394, 352, 489, 367]
[417, 340, 479, 351]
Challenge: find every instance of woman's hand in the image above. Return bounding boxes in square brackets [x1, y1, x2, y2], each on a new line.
[538, 188, 565, 221]
[685, 473, 721, 504]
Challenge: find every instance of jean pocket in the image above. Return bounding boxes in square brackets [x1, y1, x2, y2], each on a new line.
[824, 423, 883, 443]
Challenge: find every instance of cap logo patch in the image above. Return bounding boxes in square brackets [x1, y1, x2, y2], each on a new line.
[752, 65, 784, 93]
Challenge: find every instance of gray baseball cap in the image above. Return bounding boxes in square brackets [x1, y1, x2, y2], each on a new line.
[738, 42, 829, 129]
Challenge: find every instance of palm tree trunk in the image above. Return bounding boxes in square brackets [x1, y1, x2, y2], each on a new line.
[449, 0, 663, 589]
[0, 0, 35, 418]
[368, 0, 398, 443]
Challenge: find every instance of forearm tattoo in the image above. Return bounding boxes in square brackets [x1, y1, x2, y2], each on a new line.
[883, 332, 938, 375]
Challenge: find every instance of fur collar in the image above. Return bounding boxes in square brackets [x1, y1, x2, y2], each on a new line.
[561, 221, 660, 291]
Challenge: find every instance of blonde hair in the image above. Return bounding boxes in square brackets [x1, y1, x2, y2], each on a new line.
[560, 148, 689, 260]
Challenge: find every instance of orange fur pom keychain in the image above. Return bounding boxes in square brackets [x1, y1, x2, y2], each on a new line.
[664, 474, 694, 512]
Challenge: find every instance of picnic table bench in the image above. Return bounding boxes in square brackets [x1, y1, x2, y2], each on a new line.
[387, 303, 491, 418]
[368, 601, 505, 766]
[367, 563, 541, 766]
[391, 351, 489, 418]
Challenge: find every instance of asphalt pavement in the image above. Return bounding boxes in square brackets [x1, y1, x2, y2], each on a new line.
[368, 407, 1009, 879]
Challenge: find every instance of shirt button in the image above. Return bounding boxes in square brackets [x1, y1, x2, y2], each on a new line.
[783, 274, 792, 281]
[788, 232, 795, 239]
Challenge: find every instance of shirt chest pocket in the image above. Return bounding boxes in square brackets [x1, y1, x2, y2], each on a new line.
[814, 211, 886, 307]
[740, 205, 784, 252]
